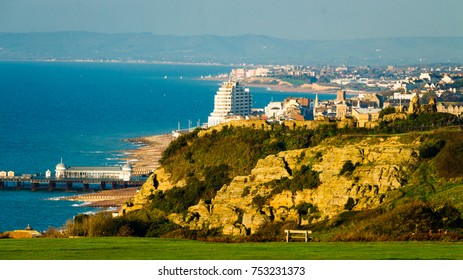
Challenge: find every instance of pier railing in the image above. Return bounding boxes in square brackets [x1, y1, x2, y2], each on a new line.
[0, 175, 147, 191]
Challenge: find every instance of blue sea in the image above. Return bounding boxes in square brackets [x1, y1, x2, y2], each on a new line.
[0, 61, 335, 232]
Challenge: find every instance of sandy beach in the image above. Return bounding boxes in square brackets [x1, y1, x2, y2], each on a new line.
[246, 82, 339, 94]
[202, 76, 340, 94]
[62, 187, 139, 208]
[126, 133, 175, 175]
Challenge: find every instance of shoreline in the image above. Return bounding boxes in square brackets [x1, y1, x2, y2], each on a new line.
[246, 82, 339, 94]
[61, 187, 138, 208]
[56, 134, 176, 209]
[0, 59, 226, 66]
[77, 134, 174, 208]
[124, 133, 175, 175]
[200, 77, 341, 94]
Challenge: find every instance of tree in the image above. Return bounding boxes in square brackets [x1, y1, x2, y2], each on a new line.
[379, 106, 396, 119]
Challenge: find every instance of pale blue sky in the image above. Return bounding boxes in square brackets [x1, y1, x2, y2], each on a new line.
[0, 0, 462, 40]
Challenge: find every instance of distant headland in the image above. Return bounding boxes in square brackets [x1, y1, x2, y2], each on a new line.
[1, 32, 462, 65]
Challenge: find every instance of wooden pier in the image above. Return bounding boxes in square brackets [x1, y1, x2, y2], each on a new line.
[0, 176, 146, 192]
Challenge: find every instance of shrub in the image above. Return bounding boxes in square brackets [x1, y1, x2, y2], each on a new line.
[252, 195, 267, 209]
[361, 201, 461, 239]
[339, 160, 357, 176]
[379, 106, 396, 119]
[41, 227, 67, 238]
[260, 165, 320, 206]
[344, 197, 356, 211]
[241, 186, 250, 197]
[330, 201, 463, 241]
[419, 139, 445, 159]
[434, 137, 463, 178]
[145, 218, 181, 237]
[295, 202, 320, 223]
[87, 212, 118, 237]
[247, 221, 298, 242]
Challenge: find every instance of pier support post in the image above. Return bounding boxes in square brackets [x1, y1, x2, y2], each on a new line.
[111, 182, 117, 190]
[16, 180, 23, 190]
[100, 181, 106, 191]
[31, 182, 39, 191]
[83, 183, 89, 191]
[0, 181, 4, 190]
[48, 181, 56, 191]
[66, 181, 72, 191]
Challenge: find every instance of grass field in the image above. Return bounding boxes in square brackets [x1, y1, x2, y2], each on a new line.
[1, 238, 462, 260]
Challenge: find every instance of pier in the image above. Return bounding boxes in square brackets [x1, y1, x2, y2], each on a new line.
[0, 176, 146, 192]
[0, 160, 148, 192]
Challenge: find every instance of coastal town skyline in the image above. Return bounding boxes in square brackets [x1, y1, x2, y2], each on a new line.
[1, 0, 462, 40]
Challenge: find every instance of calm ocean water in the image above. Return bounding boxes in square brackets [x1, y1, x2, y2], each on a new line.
[0, 61, 334, 232]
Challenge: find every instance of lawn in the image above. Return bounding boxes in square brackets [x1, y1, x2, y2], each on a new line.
[1, 238, 462, 260]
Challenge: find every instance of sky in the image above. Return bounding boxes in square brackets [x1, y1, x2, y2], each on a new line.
[0, 0, 462, 40]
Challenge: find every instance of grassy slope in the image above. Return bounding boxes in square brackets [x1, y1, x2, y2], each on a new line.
[1, 238, 462, 260]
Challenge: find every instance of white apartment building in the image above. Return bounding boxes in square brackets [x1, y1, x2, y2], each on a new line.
[208, 81, 252, 127]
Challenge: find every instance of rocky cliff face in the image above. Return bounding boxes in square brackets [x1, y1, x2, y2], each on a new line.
[124, 135, 420, 235]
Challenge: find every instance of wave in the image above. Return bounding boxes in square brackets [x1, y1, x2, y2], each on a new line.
[80, 150, 106, 154]
[81, 211, 98, 215]
[46, 196, 66, 201]
[72, 202, 91, 207]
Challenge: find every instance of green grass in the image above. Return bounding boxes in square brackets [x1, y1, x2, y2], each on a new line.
[1, 238, 462, 260]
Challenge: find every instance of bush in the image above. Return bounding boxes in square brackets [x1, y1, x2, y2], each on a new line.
[419, 139, 445, 159]
[148, 164, 232, 214]
[145, 218, 181, 237]
[41, 227, 67, 238]
[266, 165, 320, 200]
[344, 197, 356, 211]
[295, 202, 320, 223]
[247, 221, 298, 242]
[434, 136, 463, 178]
[339, 160, 357, 176]
[379, 106, 396, 119]
[252, 195, 267, 209]
[331, 201, 463, 241]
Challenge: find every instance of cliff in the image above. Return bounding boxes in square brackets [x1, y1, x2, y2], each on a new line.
[123, 133, 420, 235]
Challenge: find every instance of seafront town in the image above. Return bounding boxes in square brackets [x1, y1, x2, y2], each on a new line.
[125, 62, 463, 176]
[2, 62, 462, 179]
[1, 62, 462, 220]
[123, 62, 463, 176]
[202, 64, 463, 125]
[6, 62, 461, 186]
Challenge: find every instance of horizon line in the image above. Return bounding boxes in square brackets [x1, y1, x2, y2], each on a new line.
[1, 31, 462, 41]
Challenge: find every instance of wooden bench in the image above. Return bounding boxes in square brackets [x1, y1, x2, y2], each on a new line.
[284, 229, 313, 242]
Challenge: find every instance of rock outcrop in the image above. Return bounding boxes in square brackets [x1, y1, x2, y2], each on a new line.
[124, 135, 420, 235]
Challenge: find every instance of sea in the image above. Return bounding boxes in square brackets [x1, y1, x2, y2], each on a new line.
[0, 61, 335, 232]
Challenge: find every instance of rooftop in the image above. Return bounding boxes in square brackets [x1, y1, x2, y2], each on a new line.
[66, 166, 126, 172]
[353, 108, 382, 114]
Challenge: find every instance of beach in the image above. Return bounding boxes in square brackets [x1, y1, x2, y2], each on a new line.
[65, 134, 175, 208]
[201, 76, 340, 94]
[126, 133, 175, 175]
[62, 187, 139, 207]
[247, 82, 339, 93]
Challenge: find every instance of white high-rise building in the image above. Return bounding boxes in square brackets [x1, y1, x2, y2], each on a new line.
[208, 81, 252, 127]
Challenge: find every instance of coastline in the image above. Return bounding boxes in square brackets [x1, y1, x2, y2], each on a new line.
[125, 133, 175, 175]
[62, 188, 138, 208]
[201, 76, 340, 94]
[59, 134, 176, 209]
[246, 82, 339, 94]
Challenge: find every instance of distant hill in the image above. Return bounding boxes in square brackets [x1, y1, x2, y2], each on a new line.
[0, 32, 462, 65]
